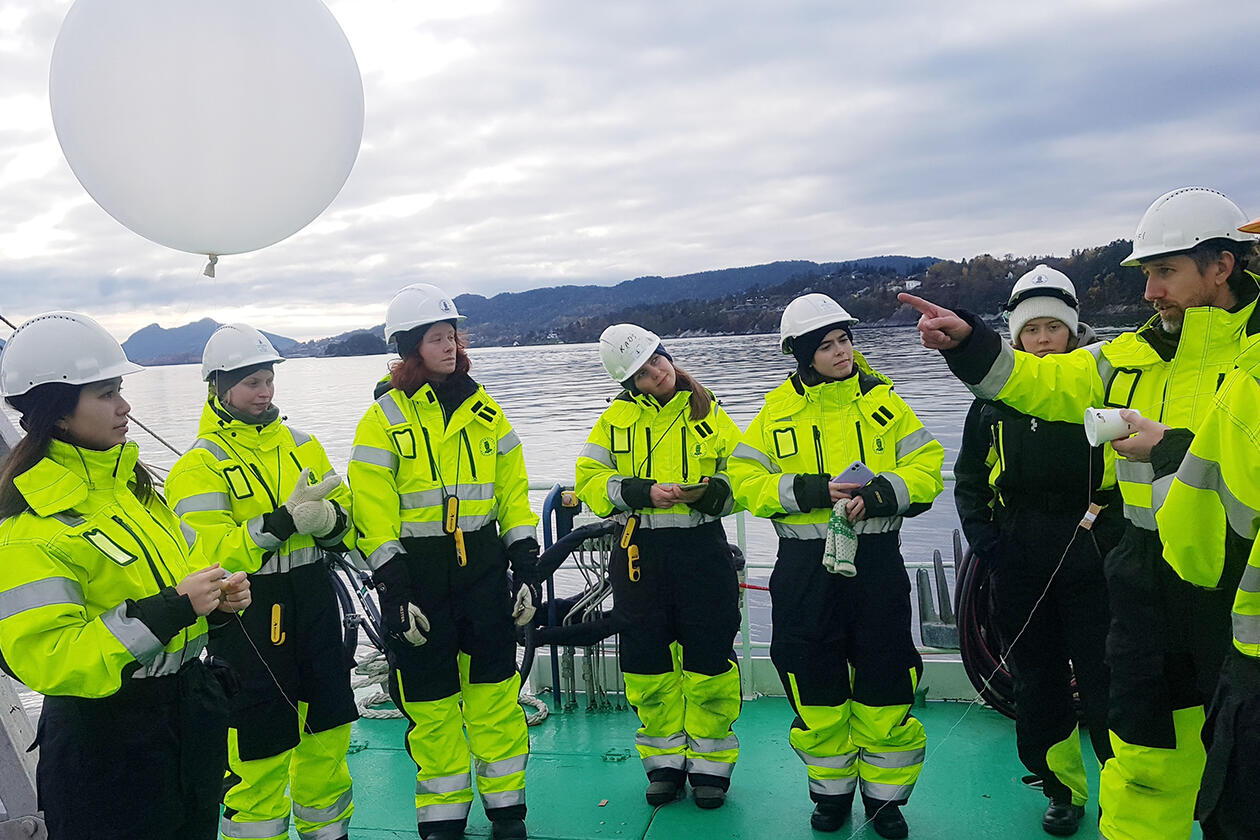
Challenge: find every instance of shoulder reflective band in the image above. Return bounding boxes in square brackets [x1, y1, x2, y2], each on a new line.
[443, 495, 459, 535]
[620, 514, 638, 550]
[627, 543, 641, 582]
[270, 603, 285, 645]
[454, 527, 467, 567]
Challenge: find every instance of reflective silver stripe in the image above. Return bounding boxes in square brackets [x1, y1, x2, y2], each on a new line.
[501, 525, 537, 547]
[1115, 459, 1155, 486]
[174, 491, 231, 515]
[607, 476, 629, 511]
[894, 427, 936, 460]
[475, 754, 528, 779]
[50, 512, 85, 527]
[638, 509, 716, 529]
[298, 820, 351, 840]
[134, 633, 207, 679]
[497, 430, 521, 455]
[1234, 611, 1260, 645]
[367, 540, 405, 571]
[482, 790, 525, 809]
[416, 802, 472, 822]
[971, 342, 1016, 400]
[809, 776, 859, 795]
[0, 577, 84, 620]
[859, 779, 915, 800]
[732, 442, 777, 472]
[180, 520, 197, 550]
[642, 754, 687, 771]
[1091, 344, 1114, 385]
[1123, 503, 1158, 531]
[400, 513, 496, 538]
[191, 438, 231, 462]
[400, 483, 494, 510]
[1176, 452, 1260, 540]
[258, 545, 324, 576]
[689, 734, 739, 754]
[221, 814, 289, 839]
[100, 602, 163, 665]
[289, 427, 312, 448]
[1240, 564, 1260, 594]
[579, 442, 615, 468]
[794, 748, 858, 769]
[774, 521, 828, 541]
[248, 514, 284, 551]
[884, 472, 911, 513]
[417, 773, 471, 795]
[686, 756, 735, 777]
[859, 747, 925, 769]
[376, 394, 407, 426]
[854, 515, 903, 535]
[350, 444, 398, 472]
[637, 731, 687, 750]
[1151, 473, 1175, 513]
[778, 474, 801, 513]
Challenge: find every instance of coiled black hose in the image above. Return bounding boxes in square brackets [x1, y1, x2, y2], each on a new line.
[954, 547, 1016, 719]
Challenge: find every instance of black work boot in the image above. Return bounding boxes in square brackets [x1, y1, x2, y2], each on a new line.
[1041, 796, 1085, 836]
[645, 778, 684, 806]
[692, 785, 726, 809]
[866, 802, 909, 839]
[490, 817, 528, 839]
[810, 803, 849, 832]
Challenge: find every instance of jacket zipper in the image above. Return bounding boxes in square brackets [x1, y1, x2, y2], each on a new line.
[461, 429, 478, 480]
[681, 425, 689, 481]
[813, 425, 825, 474]
[644, 428, 653, 476]
[419, 428, 439, 481]
[854, 422, 867, 463]
[248, 464, 278, 507]
[112, 515, 171, 588]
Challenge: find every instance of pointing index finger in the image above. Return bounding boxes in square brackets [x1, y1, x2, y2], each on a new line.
[897, 293, 940, 317]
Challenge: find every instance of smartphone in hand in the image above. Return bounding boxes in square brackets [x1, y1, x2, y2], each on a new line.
[677, 483, 708, 492]
[833, 460, 875, 485]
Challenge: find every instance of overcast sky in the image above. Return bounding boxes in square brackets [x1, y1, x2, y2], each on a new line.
[3, 0, 1260, 341]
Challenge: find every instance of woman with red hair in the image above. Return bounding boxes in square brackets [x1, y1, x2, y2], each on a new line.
[348, 283, 539, 840]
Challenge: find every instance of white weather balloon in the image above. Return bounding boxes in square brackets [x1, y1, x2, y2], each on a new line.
[49, 0, 364, 261]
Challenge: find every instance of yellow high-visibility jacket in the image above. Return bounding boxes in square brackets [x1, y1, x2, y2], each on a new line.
[0, 440, 210, 697]
[1156, 338, 1260, 658]
[949, 293, 1259, 530]
[730, 361, 944, 539]
[166, 399, 353, 576]
[574, 388, 742, 527]
[348, 380, 538, 571]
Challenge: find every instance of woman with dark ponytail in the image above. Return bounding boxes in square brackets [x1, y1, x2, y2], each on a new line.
[0, 311, 250, 840]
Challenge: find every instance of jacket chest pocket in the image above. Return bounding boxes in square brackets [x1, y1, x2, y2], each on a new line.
[222, 465, 255, 500]
[391, 428, 418, 459]
[82, 526, 140, 567]
[609, 425, 633, 455]
[1104, 368, 1142, 409]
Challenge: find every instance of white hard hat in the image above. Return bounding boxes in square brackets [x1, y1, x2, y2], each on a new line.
[1005, 265, 1079, 341]
[201, 323, 285, 381]
[0, 311, 143, 398]
[1122, 187, 1257, 266]
[384, 283, 465, 344]
[779, 293, 858, 354]
[599, 323, 662, 383]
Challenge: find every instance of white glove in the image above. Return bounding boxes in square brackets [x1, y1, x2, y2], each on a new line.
[397, 602, 431, 646]
[283, 468, 341, 537]
[512, 583, 537, 627]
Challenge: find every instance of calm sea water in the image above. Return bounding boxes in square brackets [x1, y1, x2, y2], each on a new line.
[5, 327, 1097, 650]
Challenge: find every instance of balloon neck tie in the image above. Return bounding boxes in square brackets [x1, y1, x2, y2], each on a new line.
[203, 254, 218, 278]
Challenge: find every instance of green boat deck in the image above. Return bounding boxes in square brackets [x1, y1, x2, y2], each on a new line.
[333, 696, 1200, 840]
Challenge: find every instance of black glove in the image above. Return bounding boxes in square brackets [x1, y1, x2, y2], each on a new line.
[854, 476, 900, 518]
[619, 477, 656, 510]
[506, 538, 542, 584]
[373, 556, 430, 647]
[690, 478, 732, 516]
[792, 474, 833, 512]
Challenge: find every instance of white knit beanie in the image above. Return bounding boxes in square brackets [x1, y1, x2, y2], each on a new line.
[1008, 296, 1078, 345]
